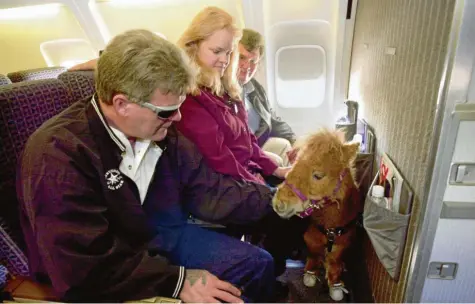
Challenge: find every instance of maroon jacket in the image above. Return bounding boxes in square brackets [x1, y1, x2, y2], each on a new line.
[175, 89, 278, 184]
[17, 96, 274, 302]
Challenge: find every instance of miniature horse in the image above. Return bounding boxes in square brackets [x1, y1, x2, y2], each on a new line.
[272, 129, 361, 301]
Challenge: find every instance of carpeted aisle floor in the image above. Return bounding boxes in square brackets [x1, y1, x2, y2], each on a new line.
[277, 226, 373, 303]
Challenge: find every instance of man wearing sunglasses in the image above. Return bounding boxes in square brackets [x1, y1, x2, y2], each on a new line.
[17, 30, 277, 303]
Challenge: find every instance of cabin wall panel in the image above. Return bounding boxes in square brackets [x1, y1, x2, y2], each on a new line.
[348, 0, 456, 301]
[0, 5, 89, 74]
[92, 0, 244, 44]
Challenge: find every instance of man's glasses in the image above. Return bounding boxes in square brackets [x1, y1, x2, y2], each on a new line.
[131, 99, 184, 120]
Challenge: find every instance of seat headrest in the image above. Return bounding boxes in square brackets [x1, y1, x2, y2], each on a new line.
[58, 70, 95, 102]
[0, 74, 12, 86]
[7, 67, 67, 83]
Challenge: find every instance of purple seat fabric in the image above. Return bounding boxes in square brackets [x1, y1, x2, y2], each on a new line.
[0, 74, 12, 86]
[0, 264, 8, 288]
[7, 67, 67, 83]
[0, 79, 74, 277]
[0, 218, 28, 277]
[58, 70, 95, 102]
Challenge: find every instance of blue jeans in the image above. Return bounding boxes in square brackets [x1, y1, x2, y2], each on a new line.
[166, 224, 274, 302]
[147, 204, 275, 302]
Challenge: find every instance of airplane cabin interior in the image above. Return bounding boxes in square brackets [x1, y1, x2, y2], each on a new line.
[1, 0, 475, 303]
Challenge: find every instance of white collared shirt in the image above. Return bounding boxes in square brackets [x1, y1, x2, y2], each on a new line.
[110, 126, 163, 203]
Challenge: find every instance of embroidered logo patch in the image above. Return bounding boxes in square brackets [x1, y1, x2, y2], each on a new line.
[105, 169, 124, 190]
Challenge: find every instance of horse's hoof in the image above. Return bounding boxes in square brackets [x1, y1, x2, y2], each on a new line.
[303, 272, 317, 287]
[329, 283, 348, 301]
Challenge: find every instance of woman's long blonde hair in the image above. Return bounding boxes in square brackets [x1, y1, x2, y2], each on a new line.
[177, 6, 242, 100]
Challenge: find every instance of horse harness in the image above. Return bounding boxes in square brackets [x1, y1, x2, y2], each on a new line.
[284, 168, 358, 252]
[315, 216, 359, 252]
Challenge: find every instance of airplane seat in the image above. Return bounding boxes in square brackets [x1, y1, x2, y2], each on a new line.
[0, 74, 12, 86]
[7, 67, 67, 83]
[58, 70, 95, 102]
[0, 79, 74, 302]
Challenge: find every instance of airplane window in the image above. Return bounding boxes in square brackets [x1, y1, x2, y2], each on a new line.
[275, 45, 326, 108]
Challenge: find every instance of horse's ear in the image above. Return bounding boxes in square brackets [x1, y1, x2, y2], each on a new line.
[343, 142, 359, 161]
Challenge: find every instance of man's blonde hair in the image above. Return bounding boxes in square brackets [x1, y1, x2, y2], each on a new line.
[177, 6, 242, 100]
[240, 28, 265, 57]
[96, 29, 197, 104]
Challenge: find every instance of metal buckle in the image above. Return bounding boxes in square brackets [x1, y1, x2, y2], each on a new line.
[326, 228, 336, 238]
[326, 228, 342, 238]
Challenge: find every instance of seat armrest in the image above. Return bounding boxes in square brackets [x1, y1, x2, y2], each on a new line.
[4, 277, 181, 303]
[4, 276, 59, 302]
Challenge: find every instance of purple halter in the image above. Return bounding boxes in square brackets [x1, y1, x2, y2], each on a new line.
[284, 169, 348, 218]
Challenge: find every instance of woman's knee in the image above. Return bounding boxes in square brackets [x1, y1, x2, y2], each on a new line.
[263, 137, 292, 154]
[263, 138, 292, 165]
[264, 151, 283, 166]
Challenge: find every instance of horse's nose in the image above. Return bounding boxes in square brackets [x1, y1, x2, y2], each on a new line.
[275, 200, 287, 213]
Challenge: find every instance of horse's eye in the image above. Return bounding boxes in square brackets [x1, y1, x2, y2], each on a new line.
[313, 173, 325, 180]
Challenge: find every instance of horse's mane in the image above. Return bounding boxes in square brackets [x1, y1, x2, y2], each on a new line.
[297, 128, 358, 185]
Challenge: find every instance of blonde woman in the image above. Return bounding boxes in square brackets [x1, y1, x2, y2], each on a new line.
[175, 7, 311, 299]
[175, 7, 290, 185]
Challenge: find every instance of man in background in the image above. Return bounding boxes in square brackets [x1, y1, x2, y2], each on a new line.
[238, 28, 297, 166]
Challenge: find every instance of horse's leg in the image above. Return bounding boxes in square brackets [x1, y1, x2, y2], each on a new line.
[304, 255, 323, 273]
[303, 256, 323, 287]
[324, 244, 347, 301]
[303, 226, 325, 287]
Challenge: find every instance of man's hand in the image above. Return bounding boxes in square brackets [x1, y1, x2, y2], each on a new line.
[179, 269, 243, 303]
[68, 58, 98, 71]
[273, 166, 292, 179]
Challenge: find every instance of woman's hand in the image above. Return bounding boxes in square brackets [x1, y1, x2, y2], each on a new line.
[286, 148, 300, 165]
[273, 166, 292, 179]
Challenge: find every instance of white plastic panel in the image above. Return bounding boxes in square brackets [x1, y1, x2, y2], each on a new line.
[468, 61, 475, 103]
[0, 3, 89, 74]
[275, 45, 326, 108]
[452, 121, 475, 162]
[421, 104, 475, 302]
[263, 0, 333, 25]
[443, 120, 475, 203]
[40, 38, 97, 68]
[421, 219, 475, 302]
[262, 0, 348, 137]
[265, 18, 335, 136]
[90, 0, 244, 43]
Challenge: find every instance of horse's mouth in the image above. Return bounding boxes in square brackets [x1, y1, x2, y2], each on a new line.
[272, 197, 307, 219]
